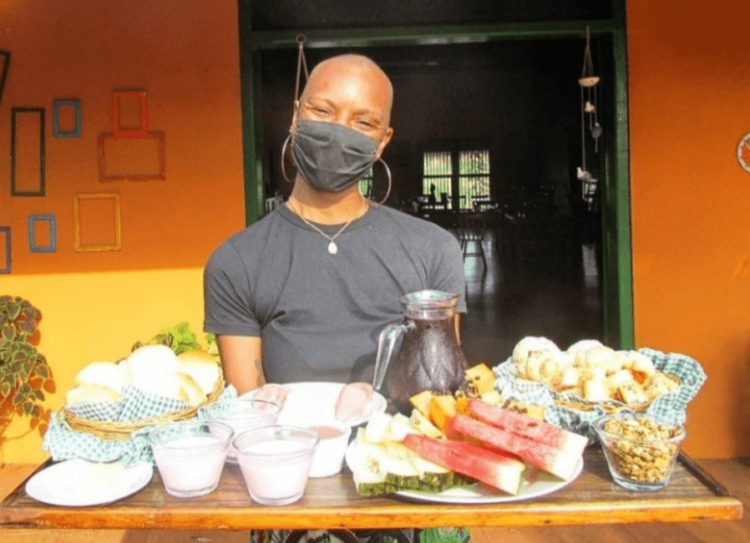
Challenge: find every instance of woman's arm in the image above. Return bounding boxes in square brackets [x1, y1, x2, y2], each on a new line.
[216, 335, 264, 395]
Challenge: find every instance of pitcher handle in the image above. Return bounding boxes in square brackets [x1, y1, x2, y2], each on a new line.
[373, 322, 413, 391]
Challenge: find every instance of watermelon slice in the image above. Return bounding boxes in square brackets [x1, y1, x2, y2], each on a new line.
[469, 399, 588, 459]
[403, 434, 526, 495]
[450, 414, 581, 480]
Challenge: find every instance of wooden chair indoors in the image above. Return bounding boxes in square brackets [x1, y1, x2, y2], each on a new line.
[456, 212, 488, 270]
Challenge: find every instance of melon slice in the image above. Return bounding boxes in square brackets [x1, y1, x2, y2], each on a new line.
[469, 399, 588, 458]
[403, 434, 526, 495]
[429, 395, 457, 435]
[450, 413, 581, 480]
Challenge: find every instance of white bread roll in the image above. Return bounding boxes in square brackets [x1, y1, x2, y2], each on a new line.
[65, 383, 121, 406]
[75, 361, 132, 393]
[574, 345, 615, 369]
[512, 336, 559, 375]
[566, 339, 604, 355]
[558, 366, 581, 390]
[135, 372, 206, 407]
[582, 379, 610, 402]
[622, 351, 656, 384]
[616, 381, 648, 405]
[126, 345, 179, 386]
[606, 369, 635, 391]
[177, 350, 222, 395]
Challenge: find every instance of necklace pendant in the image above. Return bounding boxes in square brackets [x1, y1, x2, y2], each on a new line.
[328, 241, 338, 255]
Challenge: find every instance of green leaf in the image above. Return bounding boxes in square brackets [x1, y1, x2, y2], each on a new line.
[2, 326, 15, 342]
[11, 392, 23, 405]
[19, 318, 36, 336]
[22, 401, 33, 416]
[0, 381, 10, 398]
[34, 364, 49, 379]
[6, 304, 21, 322]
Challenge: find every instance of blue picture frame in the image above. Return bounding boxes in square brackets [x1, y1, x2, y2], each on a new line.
[28, 214, 56, 253]
[53, 99, 81, 138]
[0, 227, 10, 274]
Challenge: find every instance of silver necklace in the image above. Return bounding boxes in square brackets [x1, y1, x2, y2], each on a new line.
[288, 198, 367, 255]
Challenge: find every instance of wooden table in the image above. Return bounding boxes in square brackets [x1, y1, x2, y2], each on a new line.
[0, 448, 741, 531]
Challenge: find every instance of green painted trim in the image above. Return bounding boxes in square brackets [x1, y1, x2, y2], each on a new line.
[238, 2, 263, 225]
[252, 20, 619, 50]
[608, 0, 634, 349]
[240, 5, 635, 344]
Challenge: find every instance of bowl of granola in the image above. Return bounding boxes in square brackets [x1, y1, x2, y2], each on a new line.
[592, 412, 686, 491]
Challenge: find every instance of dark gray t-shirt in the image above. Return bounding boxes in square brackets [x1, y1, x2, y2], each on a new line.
[203, 204, 466, 384]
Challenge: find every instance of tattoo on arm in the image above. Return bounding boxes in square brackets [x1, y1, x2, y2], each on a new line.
[254, 358, 266, 387]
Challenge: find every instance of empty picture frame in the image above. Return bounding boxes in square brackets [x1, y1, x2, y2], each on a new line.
[73, 193, 122, 252]
[53, 99, 82, 138]
[0, 50, 9, 109]
[28, 214, 57, 253]
[98, 131, 166, 182]
[11, 107, 46, 197]
[0, 227, 10, 274]
[112, 90, 148, 137]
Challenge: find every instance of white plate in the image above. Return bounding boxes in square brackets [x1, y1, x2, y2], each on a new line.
[25, 459, 153, 507]
[248, 382, 387, 427]
[345, 439, 583, 504]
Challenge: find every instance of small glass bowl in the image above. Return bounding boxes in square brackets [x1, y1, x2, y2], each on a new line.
[232, 425, 319, 506]
[592, 413, 686, 492]
[148, 420, 234, 498]
[205, 398, 281, 463]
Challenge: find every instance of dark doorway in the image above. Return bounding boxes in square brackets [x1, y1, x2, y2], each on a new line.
[258, 38, 607, 361]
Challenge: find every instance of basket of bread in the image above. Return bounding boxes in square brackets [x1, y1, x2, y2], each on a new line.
[43, 344, 234, 465]
[492, 337, 706, 439]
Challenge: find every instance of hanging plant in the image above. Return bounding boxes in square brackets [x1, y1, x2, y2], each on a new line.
[0, 295, 56, 460]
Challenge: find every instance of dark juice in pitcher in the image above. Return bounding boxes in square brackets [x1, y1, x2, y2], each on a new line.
[385, 315, 468, 412]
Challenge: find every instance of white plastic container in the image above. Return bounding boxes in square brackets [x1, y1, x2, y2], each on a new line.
[307, 423, 352, 478]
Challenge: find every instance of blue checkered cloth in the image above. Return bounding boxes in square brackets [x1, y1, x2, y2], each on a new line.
[43, 386, 238, 466]
[493, 348, 706, 441]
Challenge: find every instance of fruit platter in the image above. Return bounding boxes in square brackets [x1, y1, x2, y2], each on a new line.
[346, 362, 588, 503]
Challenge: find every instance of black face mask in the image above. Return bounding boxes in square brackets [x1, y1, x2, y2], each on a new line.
[292, 120, 379, 193]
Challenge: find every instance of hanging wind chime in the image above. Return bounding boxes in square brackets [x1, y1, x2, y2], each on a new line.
[577, 26, 601, 208]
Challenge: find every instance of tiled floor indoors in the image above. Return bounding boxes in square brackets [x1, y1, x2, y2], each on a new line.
[459, 231, 604, 365]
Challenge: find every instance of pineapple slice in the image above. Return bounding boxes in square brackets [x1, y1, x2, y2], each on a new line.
[409, 390, 434, 418]
[464, 363, 497, 395]
[409, 409, 445, 439]
[479, 390, 503, 405]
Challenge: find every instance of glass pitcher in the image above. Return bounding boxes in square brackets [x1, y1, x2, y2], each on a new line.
[373, 290, 468, 412]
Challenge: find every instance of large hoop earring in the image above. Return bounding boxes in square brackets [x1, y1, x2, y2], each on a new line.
[374, 157, 392, 206]
[280, 134, 295, 183]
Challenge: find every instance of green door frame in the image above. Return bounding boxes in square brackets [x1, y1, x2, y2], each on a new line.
[238, 2, 634, 348]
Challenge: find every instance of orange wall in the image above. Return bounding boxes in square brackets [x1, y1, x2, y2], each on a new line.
[628, 0, 750, 458]
[1, 1, 246, 462]
[1, 0, 245, 274]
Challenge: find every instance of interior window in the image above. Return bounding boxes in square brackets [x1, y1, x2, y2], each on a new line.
[422, 148, 490, 210]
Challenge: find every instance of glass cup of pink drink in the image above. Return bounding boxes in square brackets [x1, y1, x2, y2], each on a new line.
[148, 420, 234, 498]
[206, 398, 281, 463]
[232, 425, 319, 505]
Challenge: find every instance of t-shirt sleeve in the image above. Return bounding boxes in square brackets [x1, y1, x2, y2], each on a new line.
[203, 242, 262, 337]
[429, 229, 468, 313]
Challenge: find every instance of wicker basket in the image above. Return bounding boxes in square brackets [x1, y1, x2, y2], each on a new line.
[553, 372, 683, 414]
[62, 381, 225, 442]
